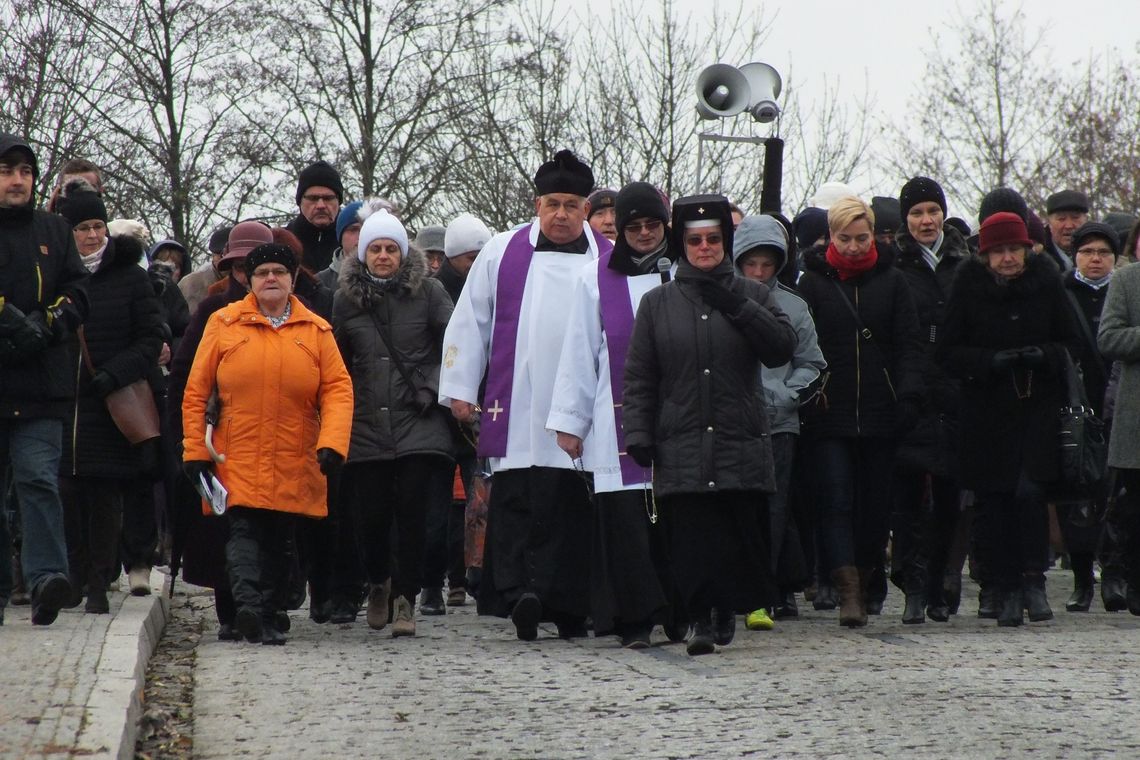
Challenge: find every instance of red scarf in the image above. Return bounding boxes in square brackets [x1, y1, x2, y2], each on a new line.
[825, 240, 878, 280]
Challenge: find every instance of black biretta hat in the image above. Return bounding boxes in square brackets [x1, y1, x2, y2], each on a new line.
[534, 150, 594, 197]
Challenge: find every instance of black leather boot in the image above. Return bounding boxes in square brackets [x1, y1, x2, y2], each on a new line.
[773, 591, 799, 619]
[1023, 574, 1053, 622]
[713, 607, 736, 646]
[943, 571, 962, 616]
[902, 592, 926, 624]
[997, 589, 1024, 627]
[1065, 573, 1094, 612]
[977, 586, 999, 619]
[813, 582, 837, 611]
[1102, 576, 1127, 612]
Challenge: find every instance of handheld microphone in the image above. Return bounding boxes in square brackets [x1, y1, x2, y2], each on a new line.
[657, 257, 672, 284]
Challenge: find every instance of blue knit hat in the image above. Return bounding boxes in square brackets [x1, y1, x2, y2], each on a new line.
[336, 200, 363, 243]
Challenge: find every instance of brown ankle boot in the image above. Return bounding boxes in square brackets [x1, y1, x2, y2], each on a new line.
[831, 566, 867, 627]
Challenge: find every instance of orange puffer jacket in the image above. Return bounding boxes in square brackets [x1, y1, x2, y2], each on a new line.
[182, 293, 353, 517]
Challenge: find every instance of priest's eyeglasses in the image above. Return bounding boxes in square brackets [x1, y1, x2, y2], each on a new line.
[624, 220, 663, 234]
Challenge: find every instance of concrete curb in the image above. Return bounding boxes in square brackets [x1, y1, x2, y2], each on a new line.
[73, 571, 171, 759]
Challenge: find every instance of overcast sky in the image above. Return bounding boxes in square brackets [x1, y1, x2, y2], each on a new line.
[563, 0, 1138, 213]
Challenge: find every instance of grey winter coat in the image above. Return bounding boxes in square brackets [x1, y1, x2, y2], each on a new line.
[1097, 262, 1140, 469]
[622, 255, 797, 498]
[332, 246, 455, 463]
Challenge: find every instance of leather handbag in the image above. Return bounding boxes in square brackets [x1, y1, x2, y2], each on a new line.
[1056, 349, 1107, 498]
[78, 327, 161, 445]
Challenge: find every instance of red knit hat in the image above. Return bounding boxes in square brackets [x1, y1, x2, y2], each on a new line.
[978, 212, 1033, 255]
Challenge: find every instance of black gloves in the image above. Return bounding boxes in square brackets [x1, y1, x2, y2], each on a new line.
[89, 370, 117, 398]
[183, 460, 212, 484]
[626, 444, 655, 468]
[697, 280, 748, 316]
[1019, 346, 1046, 367]
[991, 346, 1047, 373]
[894, 399, 921, 436]
[0, 300, 53, 360]
[317, 447, 344, 476]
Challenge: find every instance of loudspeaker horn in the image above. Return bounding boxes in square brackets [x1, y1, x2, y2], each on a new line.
[695, 64, 750, 120]
[739, 62, 782, 123]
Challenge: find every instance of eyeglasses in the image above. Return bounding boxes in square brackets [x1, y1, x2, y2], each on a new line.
[1076, 247, 1113, 258]
[252, 267, 291, 279]
[301, 193, 338, 204]
[624, 220, 663, 234]
[685, 233, 723, 247]
[74, 222, 106, 234]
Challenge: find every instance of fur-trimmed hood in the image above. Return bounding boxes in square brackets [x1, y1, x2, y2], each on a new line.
[337, 241, 429, 309]
[95, 234, 147, 275]
[953, 248, 1060, 301]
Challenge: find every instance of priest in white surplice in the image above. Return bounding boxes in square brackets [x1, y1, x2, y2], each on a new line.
[546, 182, 687, 649]
[439, 150, 612, 641]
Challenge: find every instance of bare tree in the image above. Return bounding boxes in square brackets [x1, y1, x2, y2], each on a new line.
[42, 0, 271, 257]
[1046, 56, 1140, 216]
[244, 0, 512, 228]
[0, 1, 100, 201]
[881, 0, 1059, 214]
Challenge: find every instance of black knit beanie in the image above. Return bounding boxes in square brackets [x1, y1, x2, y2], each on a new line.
[898, 177, 947, 218]
[295, 160, 344, 206]
[58, 180, 108, 226]
[978, 187, 1028, 224]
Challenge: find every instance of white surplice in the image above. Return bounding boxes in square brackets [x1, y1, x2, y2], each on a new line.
[546, 258, 664, 493]
[438, 221, 603, 472]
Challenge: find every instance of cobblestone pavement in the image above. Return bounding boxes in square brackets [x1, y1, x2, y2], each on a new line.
[1, 572, 167, 760]
[192, 569, 1140, 759]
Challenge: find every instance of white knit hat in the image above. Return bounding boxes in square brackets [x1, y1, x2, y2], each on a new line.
[357, 208, 408, 262]
[809, 181, 857, 210]
[444, 213, 492, 259]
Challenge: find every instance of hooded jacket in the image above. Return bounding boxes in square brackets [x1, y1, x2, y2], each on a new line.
[938, 253, 1079, 490]
[0, 133, 90, 419]
[182, 293, 353, 517]
[796, 243, 925, 439]
[733, 215, 826, 435]
[332, 244, 455, 462]
[622, 253, 796, 497]
[62, 235, 164, 478]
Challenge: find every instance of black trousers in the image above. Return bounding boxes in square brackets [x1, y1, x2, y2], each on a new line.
[890, 467, 961, 596]
[658, 490, 774, 621]
[302, 468, 363, 607]
[61, 477, 125, 594]
[351, 454, 453, 603]
[225, 506, 294, 622]
[121, 479, 159, 572]
[422, 454, 471, 590]
[590, 489, 669, 635]
[973, 473, 1049, 591]
[477, 466, 592, 620]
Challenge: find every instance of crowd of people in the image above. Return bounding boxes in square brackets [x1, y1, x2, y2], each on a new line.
[2, 130, 1139, 657]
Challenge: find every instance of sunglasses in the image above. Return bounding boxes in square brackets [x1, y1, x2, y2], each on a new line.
[625, 220, 663, 234]
[685, 233, 723, 247]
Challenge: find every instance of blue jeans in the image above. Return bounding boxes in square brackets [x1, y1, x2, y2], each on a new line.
[812, 437, 896, 573]
[0, 419, 68, 597]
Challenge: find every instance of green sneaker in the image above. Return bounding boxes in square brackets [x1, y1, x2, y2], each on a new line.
[745, 608, 774, 631]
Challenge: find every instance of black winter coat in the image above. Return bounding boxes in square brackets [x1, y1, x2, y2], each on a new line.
[622, 255, 796, 498]
[333, 247, 455, 462]
[62, 236, 164, 478]
[1061, 271, 1110, 413]
[938, 254, 1080, 491]
[892, 226, 969, 475]
[286, 214, 339, 273]
[0, 204, 89, 419]
[796, 244, 925, 439]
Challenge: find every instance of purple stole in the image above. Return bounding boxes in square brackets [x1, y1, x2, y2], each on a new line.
[479, 224, 611, 458]
[597, 251, 652, 486]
